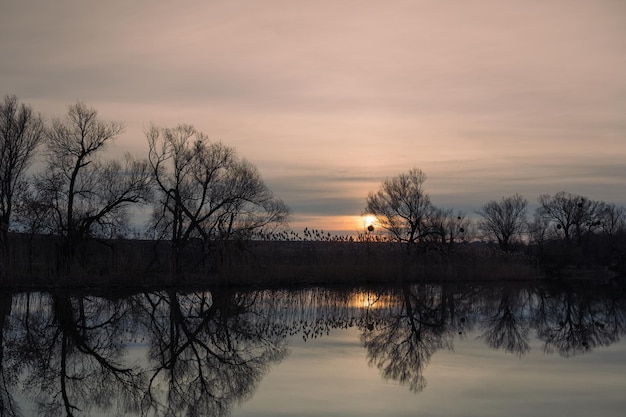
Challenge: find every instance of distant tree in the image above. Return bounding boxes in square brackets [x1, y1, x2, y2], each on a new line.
[364, 168, 435, 244]
[38, 102, 152, 265]
[423, 208, 471, 256]
[527, 211, 551, 259]
[146, 124, 290, 270]
[0, 95, 44, 267]
[537, 191, 602, 245]
[597, 203, 625, 238]
[477, 194, 528, 251]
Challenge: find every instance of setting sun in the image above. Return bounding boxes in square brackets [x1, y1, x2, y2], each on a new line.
[362, 215, 376, 228]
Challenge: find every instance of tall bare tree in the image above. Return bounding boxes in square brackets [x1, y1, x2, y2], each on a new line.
[364, 168, 435, 244]
[477, 193, 528, 251]
[40, 102, 152, 265]
[147, 124, 289, 269]
[0, 95, 44, 267]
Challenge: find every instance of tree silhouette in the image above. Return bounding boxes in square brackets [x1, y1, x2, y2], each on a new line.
[537, 191, 602, 245]
[38, 102, 152, 268]
[477, 193, 528, 252]
[0, 95, 44, 273]
[146, 124, 289, 272]
[364, 168, 436, 245]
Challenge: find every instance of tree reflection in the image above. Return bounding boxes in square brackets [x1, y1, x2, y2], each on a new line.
[136, 289, 288, 417]
[12, 292, 144, 416]
[0, 292, 19, 417]
[534, 284, 625, 357]
[479, 285, 532, 357]
[360, 284, 454, 393]
[0, 282, 624, 415]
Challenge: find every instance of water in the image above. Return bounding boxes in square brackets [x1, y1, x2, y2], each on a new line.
[1, 281, 625, 416]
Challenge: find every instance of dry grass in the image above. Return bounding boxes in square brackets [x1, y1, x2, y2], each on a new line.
[2, 232, 543, 289]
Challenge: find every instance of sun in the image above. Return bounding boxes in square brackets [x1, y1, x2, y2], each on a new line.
[362, 214, 377, 229]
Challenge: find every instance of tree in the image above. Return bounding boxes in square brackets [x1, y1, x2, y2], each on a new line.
[537, 191, 602, 245]
[146, 124, 290, 269]
[477, 193, 528, 251]
[423, 208, 471, 257]
[597, 203, 625, 238]
[364, 168, 435, 244]
[0, 95, 44, 267]
[39, 102, 152, 265]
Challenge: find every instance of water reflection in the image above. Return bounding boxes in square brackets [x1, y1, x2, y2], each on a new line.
[361, 284, 453, 393]
[1, 280, 624, 416]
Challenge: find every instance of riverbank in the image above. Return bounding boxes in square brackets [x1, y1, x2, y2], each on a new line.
[2, 232, 621, 289]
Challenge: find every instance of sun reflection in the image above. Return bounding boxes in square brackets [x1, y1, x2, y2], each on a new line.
[349, 291, 393, 309]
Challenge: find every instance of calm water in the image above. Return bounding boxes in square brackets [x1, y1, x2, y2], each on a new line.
[1, 281, 625, 416]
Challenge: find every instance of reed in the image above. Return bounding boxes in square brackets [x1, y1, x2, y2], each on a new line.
[2, 232, 544, 289]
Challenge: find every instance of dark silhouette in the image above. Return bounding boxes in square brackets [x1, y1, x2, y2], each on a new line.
[0, 95, 44, 276]
[479, 285, 532, 356]
[360, 283, 454, 392]
[477, 193, 528, 252]
[136, 289, 288, 417]
[146, 124, 290, 273]
[34, 102, 152, 271]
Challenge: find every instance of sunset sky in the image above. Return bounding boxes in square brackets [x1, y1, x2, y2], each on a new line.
[2, 0, 625, 234]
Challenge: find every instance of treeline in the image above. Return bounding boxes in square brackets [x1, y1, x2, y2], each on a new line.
[0, 95, 289, 281]
[361, 168, 626, 276]
[1, 95, 625, 284]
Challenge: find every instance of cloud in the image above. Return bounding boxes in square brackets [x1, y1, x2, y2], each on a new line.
[1, 0, 625, 232]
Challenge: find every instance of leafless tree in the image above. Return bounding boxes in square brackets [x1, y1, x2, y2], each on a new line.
[146, 124, 289, 269]
[597, 203, 625, 238]
[364, 168, 435, 244]
[0, 95, 44, 268]
[477, 193, 528, 251]
[39, 102, 152, 265]
[423, 208, 471, 257]
[537, 191, 602, 245]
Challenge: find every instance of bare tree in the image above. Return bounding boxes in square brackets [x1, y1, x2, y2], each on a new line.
[0, 95, 44, 267]
[537, 191, 602, 245]
[147, 124, 290, 269]
[364, 168, 435, 244]
[39, 102, 152, 265]
[423, 208, 471, 257]
[597, 203, 625, 238]
[477, 193, 528, 251]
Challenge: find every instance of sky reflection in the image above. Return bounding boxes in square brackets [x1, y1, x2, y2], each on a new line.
[2, 283, 625, 416]
[234, 327, 626, 417]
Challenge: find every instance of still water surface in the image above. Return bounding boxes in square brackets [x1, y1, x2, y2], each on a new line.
[1, 281, 625, 416]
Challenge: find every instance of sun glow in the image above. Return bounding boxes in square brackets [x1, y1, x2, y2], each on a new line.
[361, 215, 377, 229]
[349, 292, 395, 309]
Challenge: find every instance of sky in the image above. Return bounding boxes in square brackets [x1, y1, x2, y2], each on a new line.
[1, 0, 625, 234]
